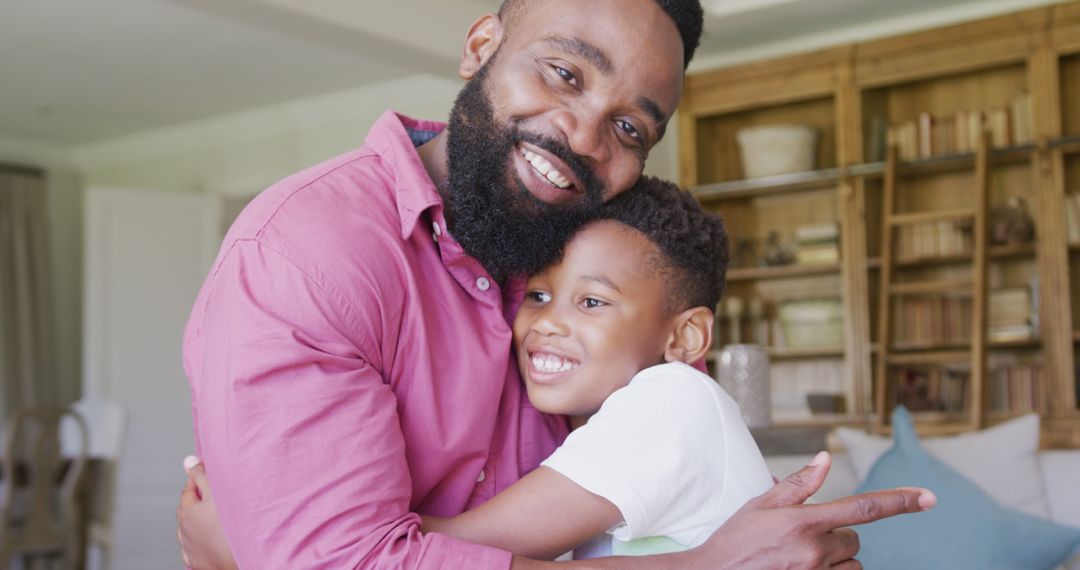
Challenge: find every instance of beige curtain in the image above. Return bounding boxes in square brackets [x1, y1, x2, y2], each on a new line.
[0, 165, 56, 418]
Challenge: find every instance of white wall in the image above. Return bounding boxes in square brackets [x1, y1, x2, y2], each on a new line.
[73, 73, 679, 196]
[73, 74, 463, 197]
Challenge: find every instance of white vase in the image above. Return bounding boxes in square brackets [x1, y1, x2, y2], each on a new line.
[714, 344, 771, 428]
[736, 125, 819, 179]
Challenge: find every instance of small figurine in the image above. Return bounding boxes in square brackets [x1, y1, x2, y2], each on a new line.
[762, 231, 796, 266]
[989, 196, 1036, 245]
[733, 236, 757, 269]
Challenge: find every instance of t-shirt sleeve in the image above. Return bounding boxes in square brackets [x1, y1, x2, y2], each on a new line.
[541, 363, 753, 546]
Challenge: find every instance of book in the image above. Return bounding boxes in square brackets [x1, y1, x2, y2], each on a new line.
[796, 243, 840, 265]
[794, 222, 839, 245]
[1011, 92, 1033, 145]
[1066, 193, 1080, 244]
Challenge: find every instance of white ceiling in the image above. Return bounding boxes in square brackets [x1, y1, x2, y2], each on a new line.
[0, 0, 1063, 146]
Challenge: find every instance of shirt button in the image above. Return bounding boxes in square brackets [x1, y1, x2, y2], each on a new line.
[432, 221, 442, 236]
[476, 277, 490, 291]
[477, 470, 486, 483]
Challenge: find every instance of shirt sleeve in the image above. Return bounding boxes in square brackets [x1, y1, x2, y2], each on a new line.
[184, 239, 510, 569]
[540, 364, 757, 548]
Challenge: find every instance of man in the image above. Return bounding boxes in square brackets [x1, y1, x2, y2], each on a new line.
[177, 0, 933, 567]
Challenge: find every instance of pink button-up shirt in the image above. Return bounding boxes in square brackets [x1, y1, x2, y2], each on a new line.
[183, 111, 569, 569]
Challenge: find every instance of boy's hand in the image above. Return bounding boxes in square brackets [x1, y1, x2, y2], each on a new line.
[177, 456, 239, 570]
[690, 452, 935, 569]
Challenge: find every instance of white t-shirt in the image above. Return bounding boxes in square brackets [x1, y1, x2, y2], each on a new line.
[540, 361, 773, 557]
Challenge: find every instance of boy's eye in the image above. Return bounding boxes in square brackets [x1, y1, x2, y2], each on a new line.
[582, 297, 606, 309]
[527, 291, 552, 303]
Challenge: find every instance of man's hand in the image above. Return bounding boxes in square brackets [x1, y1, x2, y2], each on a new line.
[177, 456, 239, 570]
[690, 451, 936, 569]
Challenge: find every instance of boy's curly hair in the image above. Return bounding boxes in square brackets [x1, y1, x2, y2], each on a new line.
[597, 176, 729, 313]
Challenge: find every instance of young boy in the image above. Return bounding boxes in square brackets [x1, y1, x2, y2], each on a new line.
[178, 177, 774, 565]
[421, 176, 774, 560]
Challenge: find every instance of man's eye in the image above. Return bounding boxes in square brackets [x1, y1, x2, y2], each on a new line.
[582, 297, 606, 309]
[617, 120, 641, 140]
[553, 65, 578, 86]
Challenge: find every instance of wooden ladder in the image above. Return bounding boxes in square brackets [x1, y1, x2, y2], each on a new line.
[874, 134, 991, 433]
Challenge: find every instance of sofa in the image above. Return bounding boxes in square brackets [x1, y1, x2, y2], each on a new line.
[765, 446, 1080, 569]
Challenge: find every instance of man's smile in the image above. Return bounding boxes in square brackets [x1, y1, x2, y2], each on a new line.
[513, 142, 585, 204]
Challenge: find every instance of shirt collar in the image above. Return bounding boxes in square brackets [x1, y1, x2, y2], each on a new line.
[364, 111, 447, 240]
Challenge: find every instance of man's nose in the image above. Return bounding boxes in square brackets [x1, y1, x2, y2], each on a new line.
[550, 105, 610, 166]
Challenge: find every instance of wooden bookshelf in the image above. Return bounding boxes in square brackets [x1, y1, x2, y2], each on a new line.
[727, 262, 840, 282]
[680, 2, 1080, 446]
[769, 346, 845, 360]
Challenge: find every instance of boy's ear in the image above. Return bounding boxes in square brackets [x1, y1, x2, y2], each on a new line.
[460, 13, 505, 79]
[664, 307, 714, 364]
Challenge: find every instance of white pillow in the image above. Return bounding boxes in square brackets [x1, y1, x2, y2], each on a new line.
[834, 414, 1050, 518]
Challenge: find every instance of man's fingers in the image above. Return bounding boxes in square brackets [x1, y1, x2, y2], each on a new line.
[180, 476, 200, 506]
[805, 487, 935, 530]
[823, 528, 860, 565]
[752, 451, 831, 509]
[184, 456, 213, 500]
[830, 559, 863, 570]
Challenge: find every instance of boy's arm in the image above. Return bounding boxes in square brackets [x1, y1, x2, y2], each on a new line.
[423, 466, 622, 560]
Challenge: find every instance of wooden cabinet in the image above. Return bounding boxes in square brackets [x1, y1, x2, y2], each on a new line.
[681, 2, 1080, 446]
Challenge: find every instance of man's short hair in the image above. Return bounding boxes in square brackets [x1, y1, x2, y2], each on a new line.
[498, 0, 704, 68]
[597, 176, 729, 312]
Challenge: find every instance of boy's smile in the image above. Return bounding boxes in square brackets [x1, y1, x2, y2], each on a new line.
[513, 220, 677, 427]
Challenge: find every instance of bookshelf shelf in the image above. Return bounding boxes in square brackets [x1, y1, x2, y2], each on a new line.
[867, 242, 1036, 269]
[860, 144, 1036, 180]
[706, 347, 845, 362]
[769, 346, 845, 360]
[688, 137, 1080, 199]
[726, 262, 840, 282]
[874, 339, 1041, 354]
[1056, 135, 1080, 156]
[770, 415, 863, 429]
[692, 168, 841, 201]
[681, 4, 1080, 446]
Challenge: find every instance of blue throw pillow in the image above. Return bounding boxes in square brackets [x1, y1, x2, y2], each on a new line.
[854, 407, 1080, 570]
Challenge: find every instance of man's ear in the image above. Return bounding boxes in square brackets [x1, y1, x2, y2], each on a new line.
[664, 307, 714, 364]
[460, 14, 505, 79]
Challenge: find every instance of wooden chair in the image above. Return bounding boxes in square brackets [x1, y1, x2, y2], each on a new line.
[0, 408, 89, 570]
[61, 399, 125, 570]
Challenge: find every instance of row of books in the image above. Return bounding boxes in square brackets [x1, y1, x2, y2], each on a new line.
[1064, 192, 1080, 244]
[894, 362, 1045, 415]
[988, 364, 1045, 415]
[895, 220, 972, 260]
[880, 93, 1033, 162]
[771, 359, 847, 421]
[795, 222, 840, 265]
[891, 287, 1036, 346]
[988, 288, 1036, 343]
[894, 366, 969, 412]
[893, 295, 973, 347]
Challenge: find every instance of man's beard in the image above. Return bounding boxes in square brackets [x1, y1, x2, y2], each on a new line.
[444, 61, 605, 282]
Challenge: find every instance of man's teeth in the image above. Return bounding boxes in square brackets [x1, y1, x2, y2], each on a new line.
[521, 148, 572, 189]
[531, 353, 579, 373]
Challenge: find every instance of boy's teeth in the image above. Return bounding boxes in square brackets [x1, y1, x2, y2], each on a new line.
[531, 353, 578, 373]
[521, 148, 572, 189]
